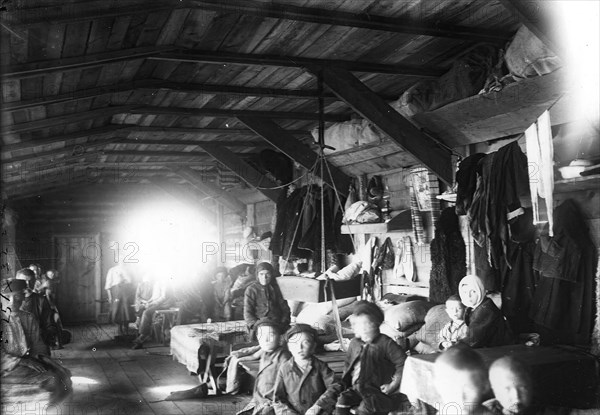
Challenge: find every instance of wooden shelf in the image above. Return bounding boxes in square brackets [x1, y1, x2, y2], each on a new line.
[554, 174, 600, 193]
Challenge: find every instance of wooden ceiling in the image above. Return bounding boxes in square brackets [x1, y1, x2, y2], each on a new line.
[1, 0, 525, 205]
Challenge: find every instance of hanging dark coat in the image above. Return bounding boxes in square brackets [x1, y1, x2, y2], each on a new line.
[529, 200, 597, 344]
[429, 208, 466, 304]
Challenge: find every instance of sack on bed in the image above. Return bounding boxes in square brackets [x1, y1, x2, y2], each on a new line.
[413, 304, 452, 348]
[383, 300, 432, 332]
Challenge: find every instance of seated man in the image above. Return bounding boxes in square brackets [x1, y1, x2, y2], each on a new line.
[133, 274, 154, 329]
[34, 269, 65, 349]
[131, 274, 173, 349]
[1, 279, 72, 406]
[244, 262, 290, 336]
[230, 264, 256, 321]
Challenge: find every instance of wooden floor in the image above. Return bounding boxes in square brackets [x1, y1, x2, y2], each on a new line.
[48, 324, 252, 415]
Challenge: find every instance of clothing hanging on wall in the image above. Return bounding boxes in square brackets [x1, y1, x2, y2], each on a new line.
[529, 200, 597, 344]
[429, 208, 467, 304]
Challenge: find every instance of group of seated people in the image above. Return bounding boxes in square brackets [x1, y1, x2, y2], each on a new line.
[1, 268, 72, 406]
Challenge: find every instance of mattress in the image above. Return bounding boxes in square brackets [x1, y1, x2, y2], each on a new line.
[170, 320, 250, 373]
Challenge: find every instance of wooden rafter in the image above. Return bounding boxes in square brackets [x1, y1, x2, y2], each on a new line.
[129, 106, 351, 122]
[150, 50, 444, 78]
[237, 116, 350, 195]
[2, 106, 135, 135]
[170, 167, 246, 214]
[195, 144, 282, 202]
[2, 47, 444, 80]
[146, 176, 217, 220]
[317, 67, 453, 185]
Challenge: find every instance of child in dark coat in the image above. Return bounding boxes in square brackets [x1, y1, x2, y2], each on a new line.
[237, 318, 291, 415]
[273, 324, 343, 415]
[335, 301, 406, 415]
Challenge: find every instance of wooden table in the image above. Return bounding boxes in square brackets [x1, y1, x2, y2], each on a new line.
[400, 345, 599, 409]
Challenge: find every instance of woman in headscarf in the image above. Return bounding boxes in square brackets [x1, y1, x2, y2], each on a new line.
[243, 262, 291, 335]
[458, 275, 513, 348]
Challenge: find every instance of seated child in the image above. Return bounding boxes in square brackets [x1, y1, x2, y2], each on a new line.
[336, 301, 406, 415]
[439, 295, 468, 350]
[433, 344, 493, 414]
[273, 324, 343, 415]
[237, 318, 291, 415]
[484, 356, 575, 415]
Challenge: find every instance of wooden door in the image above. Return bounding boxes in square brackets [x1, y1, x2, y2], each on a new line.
[53, 234, 101, 324]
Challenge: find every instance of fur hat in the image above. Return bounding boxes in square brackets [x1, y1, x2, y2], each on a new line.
[352, 300, 384, 326]
[253, 317, 282, 335]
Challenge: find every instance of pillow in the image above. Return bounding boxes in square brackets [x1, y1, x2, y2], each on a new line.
[383, 300, 433, 332]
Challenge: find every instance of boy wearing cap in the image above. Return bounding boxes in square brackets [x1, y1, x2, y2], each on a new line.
[237, 318, 291, 415]
[273, 324, 343, 415]
[336, 301, 406, 415]
[244, 262, 291, 335]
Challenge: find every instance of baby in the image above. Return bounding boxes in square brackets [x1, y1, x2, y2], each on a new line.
[273, 324, 342, 415]
[236, 319, 291, 415]
[439, 295, 468, 350]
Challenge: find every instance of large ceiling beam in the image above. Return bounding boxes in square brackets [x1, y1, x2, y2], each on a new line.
[2, 47, 443, 80]
[195, 144, 282, 202]
[101, 150, 216, 158]
[2, 105, 342, 136]
[237, 116, 350, 195]
[170, 167, 246, 215]
[2, 138, 121, 164]
[498, 0, 561, 55]
[150, 50, 444, 78]
[2, 125, 306, 153]
[129, 106, 351, 122]
[1, 46, 176, 80]
[2, 80, 364, 112]
[2, 0, 510, 43]
[1, 125, 128, 152]
[191, 0, 511, 43]
[2, 106, 135, 135]
[317, 67, 453, 185]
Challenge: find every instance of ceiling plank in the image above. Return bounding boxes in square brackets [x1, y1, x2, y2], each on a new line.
[1, 46, 176, 79]
[127, 125, 311, 136]
[3, 0, 511, 43]
[101, 150, 215, 158]
[2, 138, 120, 163]
[195, 144, 282, 202]
[318, 66, 453, 185]
[129, 106, 351, 122]
[190, 0, 511, 43]
[171, 166, 246, 214]
[150, 50, 445, 78]
[237, 116, 350, 195]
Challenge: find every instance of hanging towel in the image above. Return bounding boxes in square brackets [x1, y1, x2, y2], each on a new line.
[525, 110, 554, 236]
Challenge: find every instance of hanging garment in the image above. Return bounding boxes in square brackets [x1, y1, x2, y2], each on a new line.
[525, 110, 555, 235]
[529, 200, 597, 344]
[429, 208, 467, 304]
[455, 153, 486, 216]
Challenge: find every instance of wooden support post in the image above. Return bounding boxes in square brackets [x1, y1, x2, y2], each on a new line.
[317, 67, 453, 186]
[237, 116, 350, 195]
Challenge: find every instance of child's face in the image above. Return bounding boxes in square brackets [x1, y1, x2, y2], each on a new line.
[435, 367, 485, 407]
[489, 367, 533, 414]
[445, 300, 465, 321]
[256, 325, 280, 352]
[46, 271, 55, 279]
[215, 272, 226, 281]
[287, 332, 315, 362]
[351, 314, 379, 342]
